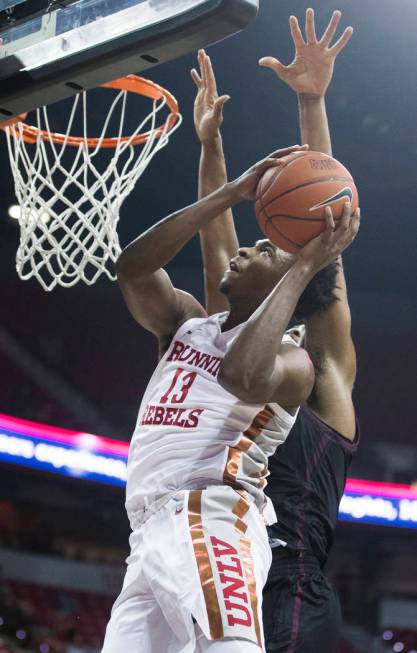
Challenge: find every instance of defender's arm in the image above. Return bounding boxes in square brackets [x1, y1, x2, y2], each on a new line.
[260, 8, 357, 437]
[304, 259, 357, 434]
[192, 50, 239, 314]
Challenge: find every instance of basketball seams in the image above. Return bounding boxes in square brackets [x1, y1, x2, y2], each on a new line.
[257, 167, 278, 200]
[264, 213, 342, 223]
[257, 176, 353, 215]
[254, 151, 358, 254]
[266, 219, 302, 251]
[255, 152, 309, 202]
[255, 191, 269, 239]
[256, 188, 291, 253]
[264, 213, 342, 252]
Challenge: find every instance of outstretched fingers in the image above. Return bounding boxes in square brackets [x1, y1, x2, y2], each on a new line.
[259, 56, 288, 78]
[202, 50, 218, 97]
[319, 9, 353, 54]
[213, 95, 230, 120]
[191, 49, 206, 89]
[305, 8, 317, 44]
[289, 15, 306, 48]
[191, 67, 203, 89]
[329, 26, 354, 56]
[319, 10, 342, 47]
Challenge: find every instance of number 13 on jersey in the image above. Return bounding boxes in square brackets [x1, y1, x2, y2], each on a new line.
[160, 368, 197, 404]
[140, 368, 203, 428]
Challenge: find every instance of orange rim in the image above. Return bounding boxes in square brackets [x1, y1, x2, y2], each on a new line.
[0, 75, 180, 148]
[0, 113, 28, 129]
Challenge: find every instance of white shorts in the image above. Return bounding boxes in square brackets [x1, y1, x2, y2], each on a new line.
[101, 486, 272, 653]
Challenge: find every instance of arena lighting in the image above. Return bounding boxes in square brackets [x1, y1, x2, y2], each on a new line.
[8, 204, 20, 219]
[7, 204, 51, 224]
[340, 479, 417, 528]
[0, 412, 128, 487]
[1, 411, 417, 530]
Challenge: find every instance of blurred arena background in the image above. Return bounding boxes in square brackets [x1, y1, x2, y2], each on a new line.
[0, 1, 417, 652]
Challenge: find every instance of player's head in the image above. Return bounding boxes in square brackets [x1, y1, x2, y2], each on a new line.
[219, 239, 295, 303]
[220, 239, 339, 319]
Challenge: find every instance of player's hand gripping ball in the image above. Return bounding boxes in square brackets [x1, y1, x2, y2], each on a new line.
[254, 151, 359, 254]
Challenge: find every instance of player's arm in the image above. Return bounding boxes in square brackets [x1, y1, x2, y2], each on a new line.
[218, 207, 360, 408]
[259, 8, 352, 156]
[191, 50, 239, 314]
[116, 148, 300, 346]
[259, 8, 357, 436]
[304, 257, 357, 429]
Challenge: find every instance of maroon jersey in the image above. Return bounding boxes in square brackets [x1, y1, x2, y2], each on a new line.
[266, 405, 359, 566]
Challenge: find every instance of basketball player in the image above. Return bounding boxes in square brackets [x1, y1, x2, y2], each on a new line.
[101, 48, 358, 653]
[191, 8, 357, 653]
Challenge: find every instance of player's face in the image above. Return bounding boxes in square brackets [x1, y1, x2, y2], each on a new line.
[219, 239, 295, 301]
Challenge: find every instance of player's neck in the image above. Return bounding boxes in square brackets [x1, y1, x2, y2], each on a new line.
[222, 299, 260, 332]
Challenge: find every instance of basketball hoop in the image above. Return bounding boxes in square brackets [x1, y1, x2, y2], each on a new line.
[1, 75, 182, 291]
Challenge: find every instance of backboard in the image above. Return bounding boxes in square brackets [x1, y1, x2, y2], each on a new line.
[0, 0, 258, 122]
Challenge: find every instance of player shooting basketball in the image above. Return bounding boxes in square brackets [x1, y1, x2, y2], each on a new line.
[101, 12, 358, 653]
[192, 8, 358, 653]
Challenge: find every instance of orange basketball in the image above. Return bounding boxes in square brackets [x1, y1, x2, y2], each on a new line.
[254, 151, 359, 254]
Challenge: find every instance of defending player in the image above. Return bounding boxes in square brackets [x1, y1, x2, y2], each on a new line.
[101, 50, 358, 653]
[259, 10, 357, 652]
[191, 8, 357, 653]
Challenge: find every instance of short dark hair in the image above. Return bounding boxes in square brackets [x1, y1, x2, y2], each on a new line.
[293, 261, 339, 322]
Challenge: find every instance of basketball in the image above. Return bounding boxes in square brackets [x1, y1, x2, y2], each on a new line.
[254, 151, 359, 254]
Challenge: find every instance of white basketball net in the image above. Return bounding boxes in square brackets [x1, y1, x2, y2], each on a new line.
[5, 88, 182, 291]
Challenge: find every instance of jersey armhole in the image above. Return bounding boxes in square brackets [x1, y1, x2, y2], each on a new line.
[302, 404, 360, 452]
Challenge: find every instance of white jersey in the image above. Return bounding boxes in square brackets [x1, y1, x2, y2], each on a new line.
[126, 312, 298, 517]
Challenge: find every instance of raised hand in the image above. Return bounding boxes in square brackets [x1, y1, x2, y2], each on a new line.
[259, 8, 353, 97]
[297, 203, 360, 272]
[230, 145, 308, 202]
[191, 49, 230, 143]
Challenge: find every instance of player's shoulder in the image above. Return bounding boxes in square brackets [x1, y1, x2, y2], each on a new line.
[280, 339, 315, 382]
[271, 344, 315, 413]
[158, 294, 208, 357]
[175, 289, 207, 319]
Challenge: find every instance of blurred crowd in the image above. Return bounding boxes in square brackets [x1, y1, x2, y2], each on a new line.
[0, 577, 370, 653]
[0, 580, 108, 653]
[0, 502, 125, 567]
